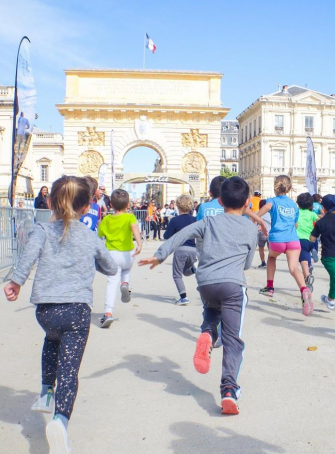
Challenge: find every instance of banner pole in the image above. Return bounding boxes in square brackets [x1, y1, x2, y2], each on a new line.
[10, 37, 26, 207]
[111, 129, 115, 192]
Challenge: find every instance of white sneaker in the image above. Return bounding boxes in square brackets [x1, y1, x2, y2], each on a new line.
[46, 417, 71, 454]
[175, 297, 189, 306]
[31, 391, 54, 413]
[321, 295, 335, 309]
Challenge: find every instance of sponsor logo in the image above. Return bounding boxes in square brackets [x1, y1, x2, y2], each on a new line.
[204, 208, 225, 217]
[278, 205, 295, 218]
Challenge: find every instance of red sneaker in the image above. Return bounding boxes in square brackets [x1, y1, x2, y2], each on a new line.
[221, 388, 239, 415]
[193, 332, 212, 374]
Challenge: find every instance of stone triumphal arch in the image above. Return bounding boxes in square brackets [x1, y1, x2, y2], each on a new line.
[57, 69, 229, 201]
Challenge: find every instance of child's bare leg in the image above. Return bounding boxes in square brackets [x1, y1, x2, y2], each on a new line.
[286, 249, 305, 288]
[300, 260, 309, 279]
[267, 250, 280, 281]
[259, 247, 265, 263]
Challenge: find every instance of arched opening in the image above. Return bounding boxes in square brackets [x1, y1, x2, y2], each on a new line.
[122, 146, 164, 205]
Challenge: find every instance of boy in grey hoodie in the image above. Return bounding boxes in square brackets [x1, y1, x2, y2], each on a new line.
[139, 177, 258, 415]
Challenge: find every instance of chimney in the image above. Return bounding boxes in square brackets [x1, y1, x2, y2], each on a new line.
[282, 85, 289, 93]
[278, 83, 281, 92]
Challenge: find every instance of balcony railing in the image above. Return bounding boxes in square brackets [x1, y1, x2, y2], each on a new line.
[275, 126, 284, 134]
[305, 128, 314, 134]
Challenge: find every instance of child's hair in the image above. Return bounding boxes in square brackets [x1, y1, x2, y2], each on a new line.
[221, 176, 250, 209]
[210, 176, 227, 198]
[84, 176, 98, 198]
[111, 189, 129, 211]
[297, 192, 313, 210]
[176, 194, 194, 213]
[321, 194, 335, 213]
[274, 175, 292, 194]
[313, 193, 322, 203]
[259, 199, 267, 209]
[50, 176, 90, 240]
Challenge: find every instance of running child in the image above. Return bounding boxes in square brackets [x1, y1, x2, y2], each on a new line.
[139, 177, 258, 415]
[310, 194, 335, 309]
[98, 189, 142, 328]
[296, 192, 319, 291]
[257, 175, 313, 316]
[80, 175, 100, 231]
[163, 194, 197, 306]
[4, 176, 117, 454]
[257, 199, 271, 268]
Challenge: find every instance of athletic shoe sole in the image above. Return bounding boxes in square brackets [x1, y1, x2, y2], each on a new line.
[31, 395, 55, 413]
[193, 333, 212, 374]
[221, 397, 239, 415]
[100, 317, 114, 328]
[259, 291, 274, 297]
[311, 250, 319, 263]
[121, 285, 131, 303]
[46, 419, 71, 454]
[302, 289, 314, 316]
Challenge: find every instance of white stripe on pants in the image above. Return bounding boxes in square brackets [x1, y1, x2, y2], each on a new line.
[105, 250, 134, 314]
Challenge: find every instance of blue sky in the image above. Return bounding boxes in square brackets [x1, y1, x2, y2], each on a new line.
[1, 0, 335, 183]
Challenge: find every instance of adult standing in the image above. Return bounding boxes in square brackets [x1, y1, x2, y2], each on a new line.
[99, 185, 111, 211]
[250, 190, 262, 212]
[34, 186, 49, 209]
[95, 187, 107, 218]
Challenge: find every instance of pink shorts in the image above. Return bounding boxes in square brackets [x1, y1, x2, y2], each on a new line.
[269, 241, 301, 254]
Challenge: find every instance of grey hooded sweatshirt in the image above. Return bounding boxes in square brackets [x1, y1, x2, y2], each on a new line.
[12, 220, 117, 305]
[154, 213, 257, 288]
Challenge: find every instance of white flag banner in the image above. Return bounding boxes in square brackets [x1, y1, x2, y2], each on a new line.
[98, 163, 108, 188]
[305, 137, 317, 195]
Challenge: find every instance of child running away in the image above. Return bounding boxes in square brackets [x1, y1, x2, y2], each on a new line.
[310, 194, 335, 309]
[296, 192, 319, 291]
[163, 194, 197, 305]
[4, 176, 117, 454]
[257, 175, 313, 316]
[98, 189, 142, 328]
[139, 177, 258, 415]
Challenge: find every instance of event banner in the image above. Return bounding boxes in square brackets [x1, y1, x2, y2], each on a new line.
[98, 163, 108, 188]
[10, 36, 37, 205]
[305, 137, 317, 196]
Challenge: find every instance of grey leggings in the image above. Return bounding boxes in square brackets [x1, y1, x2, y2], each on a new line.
[198, 282, 248, 398]
[36, 303, 91, 420]
[172, 247, 197, 295]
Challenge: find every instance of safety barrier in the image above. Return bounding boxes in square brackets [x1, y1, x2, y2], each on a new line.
[0, 208, 51, 281]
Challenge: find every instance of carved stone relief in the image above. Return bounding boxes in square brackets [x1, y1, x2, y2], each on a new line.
[181, 129, 208, 149]
[78, 127, 105, 146]
[78, 150, 104, 175]
[182, 152, 207, 174]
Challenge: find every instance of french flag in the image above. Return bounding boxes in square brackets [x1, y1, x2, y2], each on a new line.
[146, 33, 156, 53]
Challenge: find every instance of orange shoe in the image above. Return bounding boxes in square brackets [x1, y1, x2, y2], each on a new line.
[221, 388, 239, 415]
[193, 332, 212, 374]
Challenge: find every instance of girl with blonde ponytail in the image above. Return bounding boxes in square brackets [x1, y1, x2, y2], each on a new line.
[257, 175, 314, 316]
[4, 175, 117, 453]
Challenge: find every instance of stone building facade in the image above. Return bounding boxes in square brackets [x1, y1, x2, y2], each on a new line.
[237, 85, 335, 198]
[220, 120, 239, 173]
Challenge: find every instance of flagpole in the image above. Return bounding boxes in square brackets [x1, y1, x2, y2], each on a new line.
[143, 32, 146, 69]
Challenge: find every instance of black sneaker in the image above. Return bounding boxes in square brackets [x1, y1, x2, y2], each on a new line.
[258, 262, 267, 268]
[221, 387, 239, 415]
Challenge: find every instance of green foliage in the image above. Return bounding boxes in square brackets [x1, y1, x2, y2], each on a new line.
[220, 167, 238, 178]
